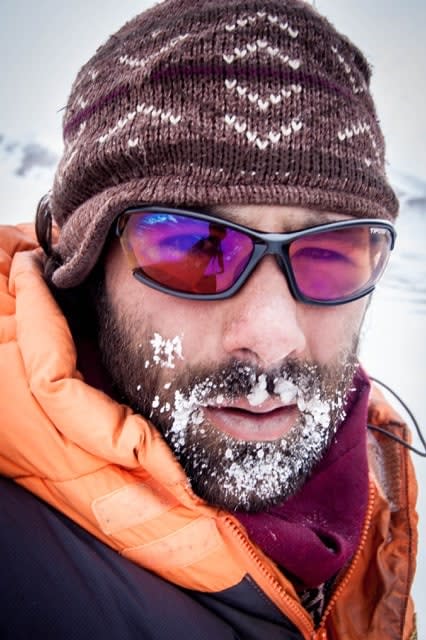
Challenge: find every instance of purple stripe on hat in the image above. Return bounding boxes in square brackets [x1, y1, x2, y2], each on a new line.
[64, 85, 131, 139]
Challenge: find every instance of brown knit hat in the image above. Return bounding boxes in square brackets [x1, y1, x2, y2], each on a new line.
[47, 0, 398, 288]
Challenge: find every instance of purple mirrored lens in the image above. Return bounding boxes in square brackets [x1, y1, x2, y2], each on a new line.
[123, 212, 254, 294]
[289, 224, 392, 301]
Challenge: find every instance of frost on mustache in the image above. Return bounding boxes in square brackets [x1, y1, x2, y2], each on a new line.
[247, 374, 268, 406]
[273, 378, 298, 405]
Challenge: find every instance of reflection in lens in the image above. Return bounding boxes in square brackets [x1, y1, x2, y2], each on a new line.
[123, 212, 254, 294]
[289, 225, 392, 301]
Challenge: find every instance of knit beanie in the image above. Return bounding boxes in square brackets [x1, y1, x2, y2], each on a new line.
[45, 0, 398, 288]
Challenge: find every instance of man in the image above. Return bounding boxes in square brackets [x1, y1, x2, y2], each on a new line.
[0, 0, 418, 638]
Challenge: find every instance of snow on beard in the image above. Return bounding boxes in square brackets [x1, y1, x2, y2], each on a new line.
[95, 288, 358, 513]
[149, 355, 358, 513]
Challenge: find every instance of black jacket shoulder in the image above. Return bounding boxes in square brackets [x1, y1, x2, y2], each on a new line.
[0, 477, 303, 640]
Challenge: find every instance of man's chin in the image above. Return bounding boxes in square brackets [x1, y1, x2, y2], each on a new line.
[163, 421, 315, 513]
[185, 461, 306, 513]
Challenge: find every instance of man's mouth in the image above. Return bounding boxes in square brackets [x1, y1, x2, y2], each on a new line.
[203, 398, 300, 441]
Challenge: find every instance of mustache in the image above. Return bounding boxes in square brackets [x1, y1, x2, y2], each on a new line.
[174, 357, 353, 403]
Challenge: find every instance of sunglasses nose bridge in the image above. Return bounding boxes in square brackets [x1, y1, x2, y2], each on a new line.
[256, 237, 299, 297]
[262, 236, 287, 256]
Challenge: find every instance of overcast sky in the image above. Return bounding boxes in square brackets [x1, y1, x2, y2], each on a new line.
[0, 0, 425, 222]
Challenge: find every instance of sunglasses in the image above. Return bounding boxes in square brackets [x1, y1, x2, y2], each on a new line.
[116, 206, 396, 305]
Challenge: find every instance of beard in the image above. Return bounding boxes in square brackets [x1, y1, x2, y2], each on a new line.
[95, 284, 359, 513]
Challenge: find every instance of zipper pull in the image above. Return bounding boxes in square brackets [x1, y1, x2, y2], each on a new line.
[311, 629, 328, 640]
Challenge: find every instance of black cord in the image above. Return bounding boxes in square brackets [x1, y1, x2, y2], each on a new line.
[367, 376, 426, 458]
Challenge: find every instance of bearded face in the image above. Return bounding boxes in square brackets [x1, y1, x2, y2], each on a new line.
[95, 205, 367, 513]
[96, 283, 359, 512]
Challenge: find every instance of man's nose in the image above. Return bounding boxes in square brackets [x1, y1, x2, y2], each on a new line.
[221, 256, 307, 369]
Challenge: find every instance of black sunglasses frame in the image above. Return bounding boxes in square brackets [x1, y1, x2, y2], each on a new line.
[116, 205, 396, 306]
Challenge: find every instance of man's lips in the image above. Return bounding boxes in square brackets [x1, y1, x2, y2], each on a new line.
[203, 399, 300, 442]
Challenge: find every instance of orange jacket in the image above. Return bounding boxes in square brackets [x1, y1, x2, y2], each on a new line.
[0, 224, 418, 640]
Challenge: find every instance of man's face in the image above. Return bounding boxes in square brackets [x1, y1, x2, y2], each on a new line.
[97, 205, 367, 512]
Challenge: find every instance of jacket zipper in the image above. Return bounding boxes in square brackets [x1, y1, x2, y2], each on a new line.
[313, 481, 377, 639]
[224, 516, 314, 639]
[224, 480, 376, 640]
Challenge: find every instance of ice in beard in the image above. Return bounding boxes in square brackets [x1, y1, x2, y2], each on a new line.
[161, 364, 349, 511]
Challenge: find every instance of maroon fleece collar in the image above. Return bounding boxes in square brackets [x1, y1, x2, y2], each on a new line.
[236, 368, 370, 588]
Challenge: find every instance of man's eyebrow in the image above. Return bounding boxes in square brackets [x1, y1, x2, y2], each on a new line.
[200, 205, 248, 226]
[199, 205, 346, 230]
